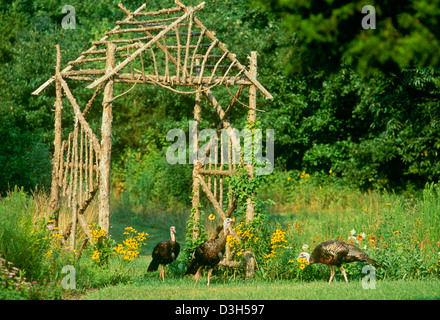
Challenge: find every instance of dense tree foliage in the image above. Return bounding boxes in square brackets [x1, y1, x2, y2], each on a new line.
[0, 0, 439, 195]
[253, 0, 440, 75]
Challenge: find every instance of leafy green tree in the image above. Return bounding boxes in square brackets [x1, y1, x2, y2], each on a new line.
[253, 0, 440, 190]
[253, 0, 440, 75]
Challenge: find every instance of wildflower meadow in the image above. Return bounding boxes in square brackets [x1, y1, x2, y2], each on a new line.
[1, 168, 440, 300]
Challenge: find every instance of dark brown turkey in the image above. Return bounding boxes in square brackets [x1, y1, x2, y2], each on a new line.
[185, 218, 234, 286]
[147, 226, 180, 281]
[298, 240, 379, 283]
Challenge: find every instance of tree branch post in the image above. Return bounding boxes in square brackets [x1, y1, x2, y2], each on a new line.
[191, 84, 202, 240]
[98, 43, 116, 235]
[245, 51, 258, 279]
[50, 45, 63, 229]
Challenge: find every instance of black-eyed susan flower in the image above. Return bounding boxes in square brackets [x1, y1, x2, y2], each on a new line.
[92, 250, 100, 260]
[113, 226, 148, 262]
[208, 214, 215, 220]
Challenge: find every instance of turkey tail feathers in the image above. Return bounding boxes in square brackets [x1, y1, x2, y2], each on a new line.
[362, 255, 380, 268]
[147, 258, 160, 272]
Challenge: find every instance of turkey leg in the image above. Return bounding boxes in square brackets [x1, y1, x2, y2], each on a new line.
[339, 266, 348, 283]
[207, 268, 213, 286]
[159, 264, 165, 281]
[194, 267, 202, 285]
[328, 265, 335, 284]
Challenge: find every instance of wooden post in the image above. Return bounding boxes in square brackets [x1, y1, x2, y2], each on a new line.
[70, 122, 79, 249]
[191, 84, 202, 240]
[246, 51, 257, 224]
[50, 45, 63, 229]
[98, 43, 116, 234]
[245, 51, 258, 278]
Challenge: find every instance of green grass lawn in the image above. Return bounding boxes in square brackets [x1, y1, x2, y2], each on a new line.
[80, 277, 440, 300]
[80, 255, 440, 300]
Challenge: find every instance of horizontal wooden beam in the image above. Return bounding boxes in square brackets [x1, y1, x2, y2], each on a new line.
[92, 37, 209, 46]
[67, 55, 129, 65]
[132, 6, 183, 16]
[116, 17, 179, 25]
[61, 69, 106, 76]
[162, 44, 212, 49]
[82, 43, 143, 55]
[198, 169, 236, 176]
[105, 23, 189, 35]
[64, 72, 252, 86]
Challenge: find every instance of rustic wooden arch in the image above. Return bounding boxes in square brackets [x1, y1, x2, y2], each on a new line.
[33, 1, 272, 274]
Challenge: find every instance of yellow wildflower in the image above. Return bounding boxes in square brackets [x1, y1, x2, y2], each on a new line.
[92, 250, 100, 260]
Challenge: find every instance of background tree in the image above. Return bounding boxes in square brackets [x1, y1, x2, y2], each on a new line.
[255, 0, 440, 190]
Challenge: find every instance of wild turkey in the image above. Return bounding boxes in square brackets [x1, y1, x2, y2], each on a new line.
[147, 226, 180, 281]
[298, 240, 379, 283]
[185, 218, 234, 286]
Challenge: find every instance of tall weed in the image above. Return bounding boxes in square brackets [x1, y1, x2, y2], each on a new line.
[0, 187, 51, 280]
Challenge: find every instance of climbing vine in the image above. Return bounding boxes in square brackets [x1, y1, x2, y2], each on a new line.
[226, 167, 274, 267]
[183, 205, 208, 263]
[224, 120, 275, 270]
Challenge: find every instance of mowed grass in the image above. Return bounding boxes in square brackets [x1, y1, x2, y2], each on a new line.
[81, 256, 440, 300]
[81, 277, 440, 300]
